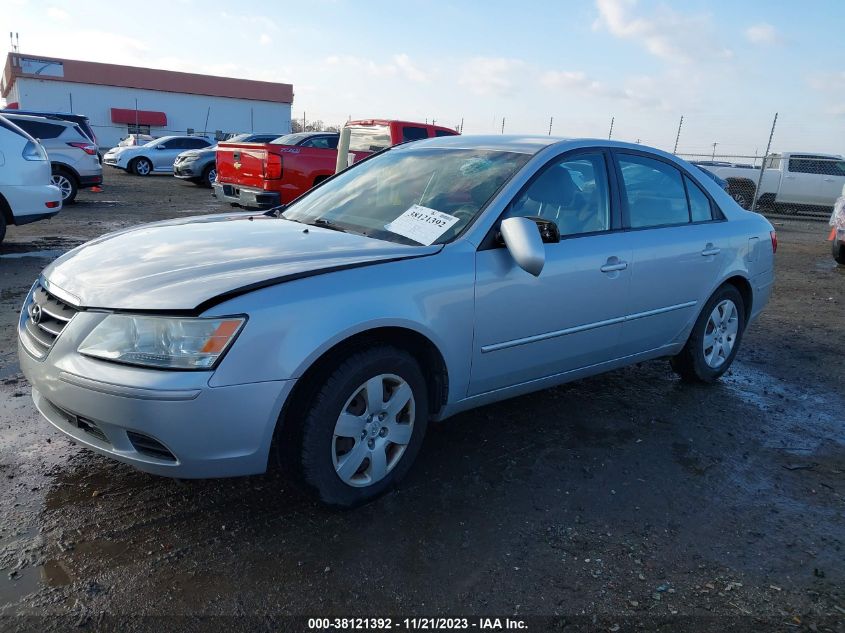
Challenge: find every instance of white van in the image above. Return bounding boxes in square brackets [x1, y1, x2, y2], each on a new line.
[0, 115, 63, 244]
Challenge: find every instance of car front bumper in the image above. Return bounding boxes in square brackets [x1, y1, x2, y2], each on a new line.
[213, 182, 281, 209]
[173, 161, 203, 179]
[18, 307, 293, 478]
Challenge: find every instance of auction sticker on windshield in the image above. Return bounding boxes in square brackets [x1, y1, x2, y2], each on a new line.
[385, 205, 459, 245]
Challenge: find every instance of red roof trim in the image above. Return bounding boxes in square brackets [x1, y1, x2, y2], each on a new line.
[111, 108, 167, 126]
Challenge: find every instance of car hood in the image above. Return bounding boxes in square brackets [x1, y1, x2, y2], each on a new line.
[42, 214, 440, 312]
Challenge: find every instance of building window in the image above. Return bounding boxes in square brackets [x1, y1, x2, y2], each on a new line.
[127, 123, 151, 135]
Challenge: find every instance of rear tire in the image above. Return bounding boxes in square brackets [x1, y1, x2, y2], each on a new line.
[671, 284, 746, 383]
[131, 157, 153, 176]
[51, 168, 78, 204]
[727, 180, 755, 210]
[279, 346, 429, 508]
[834, 238, 845, 265]
[0, 213, 6, 245]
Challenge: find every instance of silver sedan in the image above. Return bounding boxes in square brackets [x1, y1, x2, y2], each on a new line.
[19, 135, 775, 506]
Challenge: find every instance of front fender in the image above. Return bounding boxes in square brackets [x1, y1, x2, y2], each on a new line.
[205, 244, 477, 405]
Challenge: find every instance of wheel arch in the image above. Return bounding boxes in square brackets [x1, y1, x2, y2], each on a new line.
[275, 325, 449, 441]
[0, 192, 13, 226]
[722, 274, 753, 321]
[50, 161, 80, 184]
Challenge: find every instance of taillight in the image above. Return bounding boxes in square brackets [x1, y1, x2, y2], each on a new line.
[770, 230, 778, 254]
[67, 141, 98, 155]
[22, 140, 47, 161]
[265, 154, 282, 180]
[45, 201, 60, 209]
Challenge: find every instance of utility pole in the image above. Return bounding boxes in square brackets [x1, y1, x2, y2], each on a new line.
[608, 116, 615, 140]
[501, 117, 505, 134]
[673, 115, 684, 154]
[459, 117, 464, 134]
[302, 112, 306, 132]
[548, 116, 553, 136]
[752, 112, 778, 212]
[711, 142, 719, 160]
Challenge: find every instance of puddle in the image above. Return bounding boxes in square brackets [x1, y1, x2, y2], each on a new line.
[0, 249, 67, 260]
[40, 559, 71, 587]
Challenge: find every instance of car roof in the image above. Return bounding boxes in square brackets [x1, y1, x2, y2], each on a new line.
[2, 112, 75, 127]
[8, 109, 89, 120]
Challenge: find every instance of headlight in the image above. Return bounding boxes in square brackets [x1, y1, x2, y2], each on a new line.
[78, 315, 246, 370]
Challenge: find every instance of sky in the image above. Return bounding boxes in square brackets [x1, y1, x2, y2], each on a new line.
[2, 0, 844, 156]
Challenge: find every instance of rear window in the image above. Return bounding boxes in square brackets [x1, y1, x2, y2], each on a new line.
[347, 125, 391, 152]
[401, 126, 428, 142]
[10, 119, 66, 140]
[435, 129, 458, 137]
[0, 115, 34, 140]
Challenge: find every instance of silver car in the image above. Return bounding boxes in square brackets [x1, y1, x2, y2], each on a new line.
[3, 113, 103, 204]
[18, 136, 775, 506]
[103, 135, 212, 176]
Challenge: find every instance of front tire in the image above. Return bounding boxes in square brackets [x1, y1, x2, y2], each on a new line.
[200, 164, 217, 188]
[285, 346, 429, 507]
[131, 157, 152, 176]
[671, 285, 746, 383]
[51, 168, 78, 204]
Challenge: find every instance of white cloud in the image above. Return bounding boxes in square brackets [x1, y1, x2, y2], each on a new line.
[541, 69, 663, 109]
[259, 33, 272, 46]
[745, 23, 781, 45]
[46, 7, 69, 21]
[459, 57, 523, 96]
[323, 53, 430, 83]
[593, 0, 732, 63]
[393, 54, 429, 83]
[807, 71, 845, 116]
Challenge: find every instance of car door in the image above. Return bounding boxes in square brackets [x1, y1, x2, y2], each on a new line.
[613, 151, 727, 357]
[470, 150, 632, 396]
[780, 155, 830, 205]
[819, 157, 845, 205]
[154, 138, 187, 171]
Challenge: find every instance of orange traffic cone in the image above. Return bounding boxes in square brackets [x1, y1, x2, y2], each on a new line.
[90, 186, 103, 193]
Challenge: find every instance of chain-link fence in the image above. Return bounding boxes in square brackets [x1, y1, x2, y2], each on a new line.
[676, 152, 845, 219]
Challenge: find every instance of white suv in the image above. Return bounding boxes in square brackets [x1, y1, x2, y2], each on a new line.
[2, 113, 103, 204]
[0, 115, 63, 244]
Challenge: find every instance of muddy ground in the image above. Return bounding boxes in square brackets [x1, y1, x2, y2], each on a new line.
[0, 169, 842, 631]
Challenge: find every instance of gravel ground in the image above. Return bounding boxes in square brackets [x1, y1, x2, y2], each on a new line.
[0, 169, 842, 632]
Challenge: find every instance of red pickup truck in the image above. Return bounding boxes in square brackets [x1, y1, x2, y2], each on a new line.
[213, 119, 459, 209]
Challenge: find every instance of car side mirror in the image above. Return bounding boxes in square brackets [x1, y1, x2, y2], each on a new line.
[500, 217, 548, 277]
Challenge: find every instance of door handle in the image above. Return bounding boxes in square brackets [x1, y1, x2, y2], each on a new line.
[600, 260, 628, 273]
[701, 244, 721, 257]
[823, 178, 834, 182]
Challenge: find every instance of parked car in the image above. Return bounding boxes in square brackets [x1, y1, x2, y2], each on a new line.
[700, 152, 845, 210]
[0, 115, 62, 244]
[4, 109, 98, 146]
[103, 136, 212, 176]
[173, 133, 282, 188]
[214, 120, 459, 209]
[117, 134, 156, 147]
[2, 113, 103, 204]
[18, 136, 775, 507]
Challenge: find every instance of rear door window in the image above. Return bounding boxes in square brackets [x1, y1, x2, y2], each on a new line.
[685, 176, 713, 222]
[10, 119, 66, 139]
[401, 126, 428, 142]
[618, 154, 690, 228]
[435, 129, 458, 137]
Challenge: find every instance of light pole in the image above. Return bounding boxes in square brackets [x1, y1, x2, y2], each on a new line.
[711, 142, 719, 161]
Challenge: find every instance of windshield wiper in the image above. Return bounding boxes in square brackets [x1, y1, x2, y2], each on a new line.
[309, 218, 352, 234]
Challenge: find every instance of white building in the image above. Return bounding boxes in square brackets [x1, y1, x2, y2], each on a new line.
[1, 53, 293, 147]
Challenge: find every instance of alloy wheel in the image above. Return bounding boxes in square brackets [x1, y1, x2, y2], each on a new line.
[703, 299, 739, 368]
[331, 373, 415, 487]
[51, 174, 73, 200]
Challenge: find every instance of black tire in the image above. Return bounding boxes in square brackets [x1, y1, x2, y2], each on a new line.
[51, 167, 78, 204]
[200, 164, 217, 188]
[0, 213, 6, 245]
[834, 238, 845, 265]
[670, 284, 746, 383]
[280, 345, 429, 507]
[727, 180, 755, 210]
[131, 157, 153, 176]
